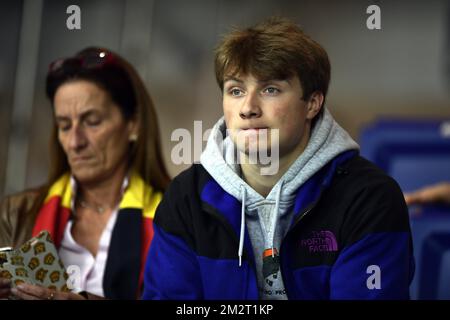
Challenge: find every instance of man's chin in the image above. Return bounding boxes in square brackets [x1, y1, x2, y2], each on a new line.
[237, 145, 273, 161]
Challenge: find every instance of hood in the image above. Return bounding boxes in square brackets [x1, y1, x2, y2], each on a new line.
[200, 107, 359, 266]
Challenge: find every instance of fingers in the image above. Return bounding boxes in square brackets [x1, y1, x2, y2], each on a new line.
[434, 182, 450, 203]
[8, 282, 84, 300]
[405, 182, 450, 205]
[0, 278, 11, 298]
[417, 185, 447, 203]
[10, 283, 55, 300]
[5, 282, 85, 300]
[0, 278, 11, 288]
[404, 186, 438, 205]
[10, 287, 40, 300]
[404, 194, 412, 205]
[67, 292, 87, 300]
[404, 192, 422, 205]
[0, 288, 11, 299]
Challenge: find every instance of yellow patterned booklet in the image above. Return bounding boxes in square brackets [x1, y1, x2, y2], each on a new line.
[0, 230, 70, 292]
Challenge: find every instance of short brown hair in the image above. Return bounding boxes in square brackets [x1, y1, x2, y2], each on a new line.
[215, 17, 330, 105]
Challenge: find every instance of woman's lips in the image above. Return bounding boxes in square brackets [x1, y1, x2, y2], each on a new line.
[70, 156, 92, 164]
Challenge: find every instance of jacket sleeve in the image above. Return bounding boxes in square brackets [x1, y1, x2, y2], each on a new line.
[330, 176, 415, 300]
[0, 195, 12, 248]
[142, 177, 204, 300]
[0, 190, 41, 249]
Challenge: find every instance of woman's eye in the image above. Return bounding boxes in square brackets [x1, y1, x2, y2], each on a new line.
[85, 118, 101, 126]
[57, 122, 71, 132]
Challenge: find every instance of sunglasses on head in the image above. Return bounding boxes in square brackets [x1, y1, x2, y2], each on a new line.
[48, 50, 116, 74]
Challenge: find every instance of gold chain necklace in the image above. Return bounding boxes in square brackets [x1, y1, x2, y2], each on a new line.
[77, 198, 105, 214]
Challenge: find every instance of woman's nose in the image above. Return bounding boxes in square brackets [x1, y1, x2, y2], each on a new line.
[68, 124, 87, 150]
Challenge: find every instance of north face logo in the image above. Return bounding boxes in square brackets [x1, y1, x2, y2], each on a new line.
[300, 230, 338, 253]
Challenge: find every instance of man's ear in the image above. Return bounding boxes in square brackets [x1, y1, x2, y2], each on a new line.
[305, 92, 324, 120]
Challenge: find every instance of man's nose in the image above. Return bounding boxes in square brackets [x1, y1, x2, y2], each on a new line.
[239, 90, 262, 119]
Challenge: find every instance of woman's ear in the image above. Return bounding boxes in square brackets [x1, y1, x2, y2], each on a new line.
[128, 117, 139, 142]
[305, 92, 324, 120]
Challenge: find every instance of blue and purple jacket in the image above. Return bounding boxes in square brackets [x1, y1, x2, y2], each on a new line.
[142, 154, 414, 300]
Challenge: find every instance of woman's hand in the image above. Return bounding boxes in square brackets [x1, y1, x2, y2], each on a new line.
[0, 278, 11, 299]
[10, 283, 86, 300]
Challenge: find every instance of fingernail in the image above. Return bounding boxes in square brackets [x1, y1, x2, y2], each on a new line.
[17, 284, 25, 290]
[11, 287, 18, 294]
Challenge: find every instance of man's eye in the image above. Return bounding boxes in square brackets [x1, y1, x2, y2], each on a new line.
[263, 87, 280, 95]
[229, 88, 243, 96]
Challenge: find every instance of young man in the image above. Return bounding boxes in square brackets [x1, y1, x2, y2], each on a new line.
[143, 18, 414, 300]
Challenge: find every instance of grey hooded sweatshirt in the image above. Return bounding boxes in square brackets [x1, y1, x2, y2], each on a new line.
[200, 108, 359, 300]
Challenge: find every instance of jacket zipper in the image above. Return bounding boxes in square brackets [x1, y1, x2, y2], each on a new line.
[279, 186, 325, 298]
[287, 186, 324, 234]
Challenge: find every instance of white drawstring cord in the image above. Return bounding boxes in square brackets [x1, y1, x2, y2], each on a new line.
[238, 185, 246, 267]
[270, 181, 283, 257]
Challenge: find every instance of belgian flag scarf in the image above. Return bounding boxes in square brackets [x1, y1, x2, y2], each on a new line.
[31, 172, 162, 299]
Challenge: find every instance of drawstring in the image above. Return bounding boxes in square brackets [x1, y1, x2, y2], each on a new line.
[238, 185, 246, 267]
[270, 181, 283, 257]
[238, 181, 283, 266]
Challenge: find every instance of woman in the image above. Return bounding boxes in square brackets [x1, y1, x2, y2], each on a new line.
[0, 47, 170, 299]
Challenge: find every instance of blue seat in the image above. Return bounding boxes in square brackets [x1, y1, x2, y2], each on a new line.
[419, 232, 450, 299]
[391, 154, 450, 300]
[389, 154, 450, 194]
[359, 118, 450, 300]
[409, 211, 450, 299]
[360, 118, 450, 172]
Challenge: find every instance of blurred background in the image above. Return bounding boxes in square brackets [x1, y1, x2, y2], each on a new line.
[1, 0, 449, 196]
[0, 0, 450, 299]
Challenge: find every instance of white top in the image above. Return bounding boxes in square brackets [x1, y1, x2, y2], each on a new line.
[58, 176, 128, 297]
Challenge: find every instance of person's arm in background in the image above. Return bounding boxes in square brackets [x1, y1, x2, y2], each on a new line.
[0, 193, 46, 300]
[404, 182, 450, 206]
[0, 195, 13, 299]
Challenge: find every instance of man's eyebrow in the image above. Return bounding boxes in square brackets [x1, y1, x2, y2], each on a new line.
[224, 77, 291, 85]
[223, 76, 243, 83]
[260, 78, 291, 85]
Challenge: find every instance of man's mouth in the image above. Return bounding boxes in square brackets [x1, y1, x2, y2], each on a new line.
[241, 127, 269, 131]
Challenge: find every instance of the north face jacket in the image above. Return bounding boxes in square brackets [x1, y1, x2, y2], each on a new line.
[142, 154, 415, 300]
